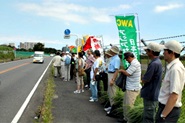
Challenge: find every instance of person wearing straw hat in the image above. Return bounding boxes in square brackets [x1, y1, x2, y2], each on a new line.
[141, 42, 163, 123]
[100, 50, 113, 96]
[106, 45, 121, 116]
[100, 49, 113, 108]
[156, 40, 185, 123]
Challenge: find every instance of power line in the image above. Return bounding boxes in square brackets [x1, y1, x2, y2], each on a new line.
[144, 34, 185, 41]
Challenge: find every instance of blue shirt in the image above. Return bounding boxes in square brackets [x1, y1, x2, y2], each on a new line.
[141, 57, 163, 101]
[108, 55, 120, 72]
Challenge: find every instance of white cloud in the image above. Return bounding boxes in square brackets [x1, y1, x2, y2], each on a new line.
[118, 4, 131, 10]
[16, 1, 131, 24]
[154, 3, 183, 13]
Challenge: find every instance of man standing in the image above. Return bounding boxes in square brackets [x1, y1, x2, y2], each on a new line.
[70, 53, 76, 80]
[64, 51, 71, 81]
[141, 42, 163, 123]
[52, 52, 62, 78]
[156, 40, 185, 123]
[118, 52, 141, 123]
[106, 45, 120, 115]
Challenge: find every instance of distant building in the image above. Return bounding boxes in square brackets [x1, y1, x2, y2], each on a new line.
[62, 45, 70, 52]
[19, 42, 44, 50]
[19, 42, 25, 49]
[9, 43, 15, 47]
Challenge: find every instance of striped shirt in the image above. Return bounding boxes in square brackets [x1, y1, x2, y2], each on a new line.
[126, 59, 141, 91]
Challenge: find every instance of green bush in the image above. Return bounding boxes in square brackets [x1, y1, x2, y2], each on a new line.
[127, 104, 143, 123]
[0, 46, 15, 61]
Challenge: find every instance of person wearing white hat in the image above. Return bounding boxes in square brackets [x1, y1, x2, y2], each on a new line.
[141, 42, 163, 123]
[156, 40, 185, 122]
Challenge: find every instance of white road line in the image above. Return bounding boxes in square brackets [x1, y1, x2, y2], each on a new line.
[11, 60, 53, 123]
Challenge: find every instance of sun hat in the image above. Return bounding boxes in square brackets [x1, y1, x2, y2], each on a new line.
[163, 40, 183, 54]
[124, 52, 134, 59]
[110, 45, 119, 54]
[105, 50, 113, 57]
[143, 42, 162, 52]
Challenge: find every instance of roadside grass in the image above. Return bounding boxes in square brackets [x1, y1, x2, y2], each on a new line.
[36, 66, 55, 123]
[99, 76, 185, 123]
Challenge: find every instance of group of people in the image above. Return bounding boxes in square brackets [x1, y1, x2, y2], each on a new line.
[52, 51, 76, 81]
[115, 40, 185, 123]
[52, 39, 185, 123]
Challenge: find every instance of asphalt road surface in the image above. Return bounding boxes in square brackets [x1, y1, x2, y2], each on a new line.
[0, 57, 53, 123]
[53, 77, 117, 123]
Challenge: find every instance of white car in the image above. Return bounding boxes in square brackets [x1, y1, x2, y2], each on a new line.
[50, 54, 55, 57]
[33, 51, 44, 63]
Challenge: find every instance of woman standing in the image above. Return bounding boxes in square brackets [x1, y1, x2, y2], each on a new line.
[74, 52, 85, 93]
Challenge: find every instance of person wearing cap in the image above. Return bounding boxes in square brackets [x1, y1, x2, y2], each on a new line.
[156, 40, 185, 123]
[117, 51, 141, 123]
[141, 42, 163, 123]
[101, 50, 113, 92]
[106, 45, 121, 116]
[100, 50, 113, 109]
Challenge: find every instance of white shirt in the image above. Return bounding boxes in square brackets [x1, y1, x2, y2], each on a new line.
[61, 56, 65, 66]
[126, 59, 142, 91]
[90, 57, 102, 80]
[158, 58, 185, 107]
[52, 55, 62, 67]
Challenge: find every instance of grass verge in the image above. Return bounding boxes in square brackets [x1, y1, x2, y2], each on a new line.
[37, 66, 55, 123]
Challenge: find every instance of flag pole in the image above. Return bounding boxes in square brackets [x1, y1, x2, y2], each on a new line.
[135, 13, 141, 60]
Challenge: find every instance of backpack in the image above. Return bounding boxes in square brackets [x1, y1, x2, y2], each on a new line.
[65, 56, 71, 65]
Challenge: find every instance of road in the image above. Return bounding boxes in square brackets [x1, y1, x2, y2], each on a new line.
[0, 57, 53, 123]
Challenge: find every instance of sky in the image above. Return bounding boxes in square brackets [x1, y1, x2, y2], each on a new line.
[0, 0, 185, 50]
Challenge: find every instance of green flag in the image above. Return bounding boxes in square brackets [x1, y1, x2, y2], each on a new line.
[115, 15, 140, 67]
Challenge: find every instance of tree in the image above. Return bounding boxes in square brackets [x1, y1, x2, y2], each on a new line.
[33, 42, 44, 51]
[44, 48, 57, 54]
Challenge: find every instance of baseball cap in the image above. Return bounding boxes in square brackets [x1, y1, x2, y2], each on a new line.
[143, 42, 162, 52]
[163, 40, 183, 54]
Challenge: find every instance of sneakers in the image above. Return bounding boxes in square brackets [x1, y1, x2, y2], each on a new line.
[89, 99, 98, 102]
[81, 90, 84, 93]
[104, 107, 112, 112]
[74, 90, 80, 94]
[85, 84, 88, 88]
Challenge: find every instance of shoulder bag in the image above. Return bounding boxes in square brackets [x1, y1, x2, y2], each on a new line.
[115, 73, 127, 92]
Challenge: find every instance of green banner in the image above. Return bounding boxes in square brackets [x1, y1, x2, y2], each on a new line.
[115, 15, 140, 67]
